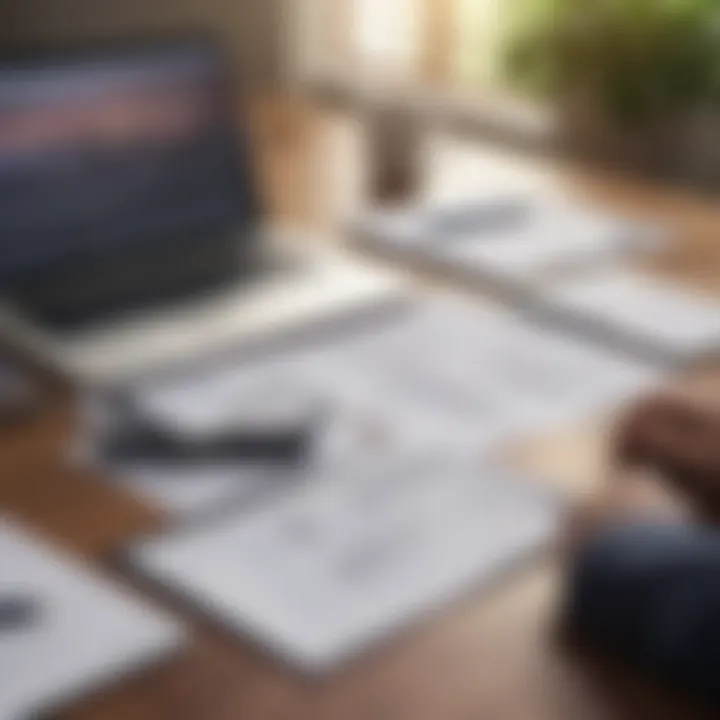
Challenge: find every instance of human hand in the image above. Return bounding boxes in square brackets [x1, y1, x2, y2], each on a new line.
[615, 390, 720, 518]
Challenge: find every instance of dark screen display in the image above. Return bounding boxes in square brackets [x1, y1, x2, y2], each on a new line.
[0, 43, 257, 283]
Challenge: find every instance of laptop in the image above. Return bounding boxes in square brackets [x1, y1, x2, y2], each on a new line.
[0, 38, 406, 384]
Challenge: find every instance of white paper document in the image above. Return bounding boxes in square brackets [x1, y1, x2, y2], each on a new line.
[102, 297, 657, 519]
[354, 197, 661, 289]
[534, 270, 720, 365]
[129, 457, 559, 671]
[0, 518, 184, 720]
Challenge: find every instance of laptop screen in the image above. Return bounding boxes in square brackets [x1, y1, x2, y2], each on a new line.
[0, 41, 258, 285]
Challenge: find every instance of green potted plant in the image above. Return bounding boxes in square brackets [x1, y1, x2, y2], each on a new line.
[504, 0, 720, 180]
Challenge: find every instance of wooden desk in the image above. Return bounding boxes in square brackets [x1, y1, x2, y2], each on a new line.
[1, 98, 717, 720]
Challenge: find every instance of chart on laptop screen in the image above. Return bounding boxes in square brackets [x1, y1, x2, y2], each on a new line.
[0, 43, 254, 281]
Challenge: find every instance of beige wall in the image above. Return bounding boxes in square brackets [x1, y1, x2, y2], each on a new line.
[0, 0, 288, 90]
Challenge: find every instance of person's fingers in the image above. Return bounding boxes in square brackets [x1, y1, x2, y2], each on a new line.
[615, 393, 720, 501]
[615, 393, 689, 464]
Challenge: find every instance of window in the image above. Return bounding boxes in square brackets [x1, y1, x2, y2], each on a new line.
[331, 0, 510, 88]
[352, 0, 424, 77]
[295, 0, 547, 148]
[452, 0, 507, 88]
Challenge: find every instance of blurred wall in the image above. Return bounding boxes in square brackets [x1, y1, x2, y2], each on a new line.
[0, 0, 289, 90]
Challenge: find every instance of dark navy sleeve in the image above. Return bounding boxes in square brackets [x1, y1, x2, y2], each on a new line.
[567, 521, 720, 701]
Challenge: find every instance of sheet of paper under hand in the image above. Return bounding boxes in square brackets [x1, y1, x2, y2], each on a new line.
[100, 296, 658, 522]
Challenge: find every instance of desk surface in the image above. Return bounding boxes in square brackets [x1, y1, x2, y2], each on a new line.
[1, 98, 718, 720]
